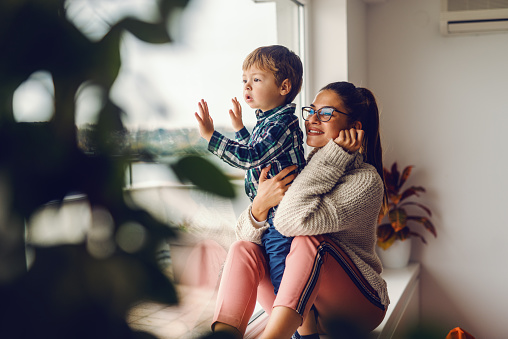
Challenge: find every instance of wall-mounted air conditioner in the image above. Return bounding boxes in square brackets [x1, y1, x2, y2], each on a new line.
[440, 0, 508, 35]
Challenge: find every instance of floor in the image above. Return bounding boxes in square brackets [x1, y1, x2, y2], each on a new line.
[127, 285, 217, 339]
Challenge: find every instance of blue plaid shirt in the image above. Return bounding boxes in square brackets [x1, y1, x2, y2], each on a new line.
[208, 103, 306, 218]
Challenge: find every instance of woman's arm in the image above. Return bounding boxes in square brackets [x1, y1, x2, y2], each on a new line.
[251, 165, 298, 221]
[274, 140, 384, 237]
[234, 165, 298, 243]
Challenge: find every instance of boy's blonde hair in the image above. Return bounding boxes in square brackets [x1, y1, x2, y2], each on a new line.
[242, 45, 303, 104]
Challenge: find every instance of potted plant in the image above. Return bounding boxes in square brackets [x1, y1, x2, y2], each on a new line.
[376, 162, 437, 268]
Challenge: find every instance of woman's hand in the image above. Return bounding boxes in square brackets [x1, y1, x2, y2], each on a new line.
[229, 97, 244, 132]
[251, 165, 298, 222]
[334, 128, 364, 153]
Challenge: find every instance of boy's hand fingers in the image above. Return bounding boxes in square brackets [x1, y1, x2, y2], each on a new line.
[199, 99, 209, 116]
[231, 97, 241, 115]
[198, 101, 205, 116]
[194, 112, 202, 123]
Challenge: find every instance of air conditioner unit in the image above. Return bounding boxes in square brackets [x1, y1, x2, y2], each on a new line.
[440, 0, 508, 35]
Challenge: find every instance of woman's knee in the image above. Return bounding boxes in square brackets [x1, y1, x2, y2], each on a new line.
[229, 240, 262, 254]
[290, 235, 324, 252]
[227, 240, 267, 266]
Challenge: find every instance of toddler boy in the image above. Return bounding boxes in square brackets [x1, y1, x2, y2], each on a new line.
[194, 45, 305, 294]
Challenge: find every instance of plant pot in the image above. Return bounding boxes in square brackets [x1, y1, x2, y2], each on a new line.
[377, 238, 411, 269]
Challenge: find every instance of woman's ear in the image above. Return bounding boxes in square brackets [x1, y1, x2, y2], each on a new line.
[353, 121, 363, 130]
[280, 79, 292, 96]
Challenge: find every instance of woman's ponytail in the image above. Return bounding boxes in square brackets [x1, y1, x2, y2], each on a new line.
[356, 88, 382, 178]
[356, 88, 388, 211]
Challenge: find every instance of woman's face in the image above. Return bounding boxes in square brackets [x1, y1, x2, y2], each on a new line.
[305, 89, 352, 148]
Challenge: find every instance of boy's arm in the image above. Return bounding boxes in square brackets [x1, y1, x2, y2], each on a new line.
[194, 99, 214, 142]
[234, 126, 250, 144]
[208, 119, 294, 170]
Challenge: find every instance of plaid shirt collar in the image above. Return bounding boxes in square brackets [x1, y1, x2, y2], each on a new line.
[255, 103, 296, 120]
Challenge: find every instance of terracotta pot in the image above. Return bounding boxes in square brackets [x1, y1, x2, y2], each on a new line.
[377, 238, 411, 269]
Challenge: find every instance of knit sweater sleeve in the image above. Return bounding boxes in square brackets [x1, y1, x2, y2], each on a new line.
[273, 140, 384, 237]
[234, 205, 269, 245]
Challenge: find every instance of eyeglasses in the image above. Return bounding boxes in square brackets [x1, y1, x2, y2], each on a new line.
[301, 106, 348, 122]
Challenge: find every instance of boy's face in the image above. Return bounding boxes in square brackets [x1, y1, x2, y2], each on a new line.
[242, 66, 287, 112]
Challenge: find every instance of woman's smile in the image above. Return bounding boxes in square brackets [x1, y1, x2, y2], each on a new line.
[307, 128, 324, 135]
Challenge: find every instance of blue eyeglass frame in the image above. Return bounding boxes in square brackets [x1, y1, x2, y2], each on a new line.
[301, 106, 348, 122]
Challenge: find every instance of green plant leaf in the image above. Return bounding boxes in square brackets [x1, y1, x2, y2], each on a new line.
[407, 216, 437, 237]
[171, 155, 236, 198]
[113, 18, 171, 44]
[389, 207, 407, 232]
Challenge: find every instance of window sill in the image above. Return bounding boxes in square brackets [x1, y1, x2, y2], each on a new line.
[371, 262, 420, 338]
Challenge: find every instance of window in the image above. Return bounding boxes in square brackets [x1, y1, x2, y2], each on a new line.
[70, 0, 306, 187]
[25, 0, 307, 337]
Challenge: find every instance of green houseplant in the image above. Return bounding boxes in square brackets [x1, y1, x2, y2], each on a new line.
[377, 162, 437, 250]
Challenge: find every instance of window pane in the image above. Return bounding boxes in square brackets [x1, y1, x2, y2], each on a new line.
[112, 0, 278, 131]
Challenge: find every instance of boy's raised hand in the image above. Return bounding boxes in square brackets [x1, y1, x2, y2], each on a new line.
[229, 97, 244, 132]
[194, 99, 214, 142]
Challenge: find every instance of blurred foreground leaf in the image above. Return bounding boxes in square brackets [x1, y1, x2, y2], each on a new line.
[172, 155, 236, 198]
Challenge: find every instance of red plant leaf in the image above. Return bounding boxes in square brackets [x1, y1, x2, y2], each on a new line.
[398, 165, 413, 189]
[377, 234, 397, 250]
[407, 216, 437, 237]
[377, 223, 394, 242]
[383, 167, 397, 196]
[397, 227, 410, 240]
[399, 201, 432, 216]
[407, 231, 428, 244]
[390, 194, 401, 205]
[377, 209, 387, 225]
[389, 208, 407, 232]
[391, 162, 400, 190]
[399, 186, 426, 202]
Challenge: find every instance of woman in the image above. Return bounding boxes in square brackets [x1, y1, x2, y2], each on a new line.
[212, 82, 390, 338]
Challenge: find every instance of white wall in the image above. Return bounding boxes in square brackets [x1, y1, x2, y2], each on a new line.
[346, 0, 368, 87]
[307, 0, 368, 96]
[307, 0, 348, 96]
[364, 0, 508, 337]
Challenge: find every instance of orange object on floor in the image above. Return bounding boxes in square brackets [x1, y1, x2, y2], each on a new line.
[446, 327, 476, 339]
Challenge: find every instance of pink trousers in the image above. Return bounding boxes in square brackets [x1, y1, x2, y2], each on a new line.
[213, 235, 386, 335]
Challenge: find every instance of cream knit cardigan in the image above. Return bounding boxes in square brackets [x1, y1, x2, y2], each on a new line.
[235, 139, 390, 308]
